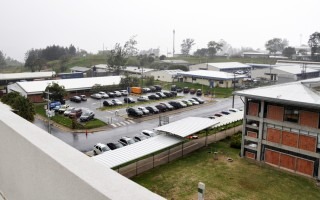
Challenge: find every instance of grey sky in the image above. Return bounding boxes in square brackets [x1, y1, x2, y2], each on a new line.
[1, 0, 319, 61]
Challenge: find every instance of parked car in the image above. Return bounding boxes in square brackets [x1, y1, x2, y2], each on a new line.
[154, 85, 162, 91]
[156, 92, 166, 98]
[118, 136, 136, 146]
[189, 88, 196, 94]
[170, 91, 178, 96]
[177, 100, 187, 108]
[80, 95, 87, 101]
[126, 107, 143, 117]
[137, 106, 150, 115]
[188, 99, 200, 105]
[192, 97, 205, 104]
[171, 85, 177, 91]
[103, 100, 114, 106]
[124, 97, 136, 103]
[149, 86, 156, 92]
[58, 104, 69, 114]
[221, 110, 231, 115]
[133, 135, 148, 142]
[168, 101, 183, 109]
[80, 110, 95, 122]
[107, 92, 115, 98]
[93, 143, 110, 155]
[208, 116, 215, 119]
[145, 106, 159, 114]
[181, 100, 193, 106]
[69, 108, 82, 118]
[111, 99, 123, 105]
[114, 91, 122, 97]
[106, 142, 124, 150]
[98, 91, 109, 99]
[64, 107, 75, 116]
[120, 90, 128, 96]
[228, 108, 240, 112]
[137, 95, 149, 102]
[70, 96, 81, 103]
[91, 93, 102, 99]
[183, 87, 190, 93]
[160, 102, 174, 110]
[163, 91, 173, 97]
[176, 87, 182, 93]
[52, 105, 61, 112]
[155, 104, 167, 112]
[196, 89, 202, 96]
[214, 113, 223, 117]
[142, 88, 151, 93]
[141, 130, 157, 137]
[49, 101, 61, 110]
[148, 94, 160, 100]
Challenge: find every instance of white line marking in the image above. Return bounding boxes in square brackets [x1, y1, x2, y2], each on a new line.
[124, 121, 130, 125]
[128, 120, 135, 123]
[110, 124, 117, 127]
[120, 122, 126, 126]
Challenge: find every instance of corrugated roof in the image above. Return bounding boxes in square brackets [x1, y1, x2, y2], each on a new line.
[70, 66, 91, 72]
[234, 77, 320, 107]
[15, 76, 122, 94]
[213, 111, 244, 127]
[207, 62, 250, 69]
[0, 71, 55, 81]
[154, 117, 218, 137]
[93, 134, 182, 168]
[123, 66, 155, 73]
[274, 65, 318, 75]
[177, 70, 247, 80]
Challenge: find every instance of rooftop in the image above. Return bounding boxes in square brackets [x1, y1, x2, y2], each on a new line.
[273, 65, 318, 75]
[70, 66, 91, 72]
[177, 70, 247, 80]
[0, 71, 55, 81]
[205, 62, 250, 69]
[234, 77, 320, 108]
[160, 60, 189, 64]
[123, 66, 155, 74]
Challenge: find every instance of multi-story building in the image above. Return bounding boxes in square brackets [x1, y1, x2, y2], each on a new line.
[235, 78, 320, 179]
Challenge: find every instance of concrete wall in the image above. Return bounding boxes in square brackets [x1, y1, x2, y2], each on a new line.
[183, 77, 233, 88]
[0, 103, 164, 200]
[151, 71, 174, 82]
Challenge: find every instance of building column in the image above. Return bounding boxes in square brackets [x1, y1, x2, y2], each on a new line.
[240, 97, 247, 157]
[318, 161, 320, 180]
[256, 100, 265, 161]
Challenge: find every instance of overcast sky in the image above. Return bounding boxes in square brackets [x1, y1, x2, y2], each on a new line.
[1, 0, 319, 61]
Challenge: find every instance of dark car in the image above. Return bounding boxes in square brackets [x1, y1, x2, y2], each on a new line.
[155, 104, 167, 112]
[160, 102, 174, 110]
[196, 89, 202, 96]
[133, 135, 148, 142]
[142, 88, 151, 93]
[126, 107, 143, 117]
[107, 92, 115, 98]
[70, 96, 81, 103]
[163, 91, 173, 98]
[148, 94, 160, 100]
[154, 85, 162, 91]
[189, 88, 196, 94]
[156, 92, 166, 98]
[124, 97, 136, 103]
[171, 85, 177, 91]
[145, 106, 159, 114]
[168, 101, 183, 109]
[176, 87, 182, 93]
[118, 136, 136, 146]
[214, 113, 223, 117]
[170, 91, 177, 96]
[107, 142, 124, 150]
[149, 86, 156, 92]
[103, 100, 114, 106]
[80, 111, 95, 122]
[69, 108, 82, 118]
[192, 97, 205, 104]
[183, 87, 190, 93]
[221, 110, 231, 115]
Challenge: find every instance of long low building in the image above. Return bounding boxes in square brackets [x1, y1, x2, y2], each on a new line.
[177, 70, 247, 88]
[189, 62, 251, 73]
[7, 76, 121, 102]
[0, 71, 56, 85]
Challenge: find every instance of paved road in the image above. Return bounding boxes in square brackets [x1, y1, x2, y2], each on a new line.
[34, 96, 244, 152]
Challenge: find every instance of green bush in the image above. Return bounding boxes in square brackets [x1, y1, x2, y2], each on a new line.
[230, 131, 242, 149]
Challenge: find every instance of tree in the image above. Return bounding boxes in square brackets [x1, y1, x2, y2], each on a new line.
[308, 32, 320, 61]
[119, 74, 139, 89]
[282, 46, 296, 58]
[0, 50, 6, 68]
[207, 41, 223, 57]
[124, 35, 138, 56]
[145, 76, 155, 86]
[43, 82, 67, 102]
[159, 55, 166, 60]
[68, 44, 76, 56]
[181, 38, 195, 56]
[265, 38, 288, 54]
[107, 43, 128, 75]
[168, 65, 189, 71]
[138, 54, 154, 66]
[25, 49, 47, 72]
[194, 48, 208, 57]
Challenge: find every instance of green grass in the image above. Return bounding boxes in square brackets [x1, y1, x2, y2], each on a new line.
[132, 139, 320, 200]
[34, 103, 107, 129]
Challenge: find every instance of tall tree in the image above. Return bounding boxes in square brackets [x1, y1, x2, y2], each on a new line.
[107, 43, 128, 75]
[43, 82, 67, 102]
[308, 32, 320, 61]
[282, 46, 296, 58]
[265, 38, 288, 54]
[124, 35, 138, 56]
[68, 44, 76, 56]
[119, 74, 139, 89]
[0, 50, 6, 69]
[181, 38, 195, 56]
[194, 48, 208, 57]
[207, 41, 223, 57]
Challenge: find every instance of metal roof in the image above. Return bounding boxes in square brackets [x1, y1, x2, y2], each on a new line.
[206, 62, 250, 69]
[14, 76, 122, 94]
[213, 111, 244, 127]
[177, 70, 247, 80]
[123, 66, 155, 74]
[234, 77, 320, 108]
[160, 60, 189, 64]
[93, 134, 182, 168]
[70, 66, 91, 72]
[274, 65, 318, 75]
[154, 117, 218, 137]
[0, 71, 55, 81]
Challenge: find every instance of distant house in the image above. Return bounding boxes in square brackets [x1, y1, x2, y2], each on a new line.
[90, 64, 109, 77]
[189, 62, 251, 73]
[177, 70, 247, 88]
[150, 70, 184, 82]
[121, 66, 155, 78]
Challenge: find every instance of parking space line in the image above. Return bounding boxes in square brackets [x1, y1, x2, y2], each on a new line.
[110, 124, 117, 127]
[120, 122, 126, 126]
[124, 121, 130, 125]
[128, 120, 135, 123]
[116, 123, 122, 126]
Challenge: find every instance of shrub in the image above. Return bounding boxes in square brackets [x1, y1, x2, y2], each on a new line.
[230, 131, 242, 149]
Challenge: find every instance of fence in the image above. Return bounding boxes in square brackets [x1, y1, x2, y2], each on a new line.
[114, 125, 243, 178]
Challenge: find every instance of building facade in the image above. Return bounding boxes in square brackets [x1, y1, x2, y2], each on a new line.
[235, 79, 320, 179]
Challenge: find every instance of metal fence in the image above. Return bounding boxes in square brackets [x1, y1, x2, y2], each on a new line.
[115, 125, 243, 178]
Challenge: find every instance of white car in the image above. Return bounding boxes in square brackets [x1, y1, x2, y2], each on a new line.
[98, 91, 109, 99]
[63, 107, 75, 116]
[112, 99, 123, 105]
[141, 130, 157, 137]
[93, 143, 110, 155]
[114, 91, 122, 97]
[138, 106, 150, 115]
[137, 95, 149, 101]
[58, 104, 69, 114]
[91, 93, 102, 99]
[188, 99, 200, 105]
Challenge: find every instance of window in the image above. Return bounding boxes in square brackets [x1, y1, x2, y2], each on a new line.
[219, 81, 223, 84]
[284, 107, 299, 123]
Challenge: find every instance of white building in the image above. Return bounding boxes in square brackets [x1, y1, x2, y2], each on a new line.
[0, 71, 55, 85]
[122, 66, 155, 78]
[189, 62, 251, 73]
[151, 69, 184, 82]
[177, 70, 246, 88]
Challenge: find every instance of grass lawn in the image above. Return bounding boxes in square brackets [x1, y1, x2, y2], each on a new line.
[132, 139, 320, 200]
[34, 104, 107, 129]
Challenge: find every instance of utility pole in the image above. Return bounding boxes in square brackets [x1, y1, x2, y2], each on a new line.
[173, 29, 175, 58]
[232, 73, 236, 108]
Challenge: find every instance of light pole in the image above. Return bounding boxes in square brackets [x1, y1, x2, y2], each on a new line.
[232, 72, 236, 108]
